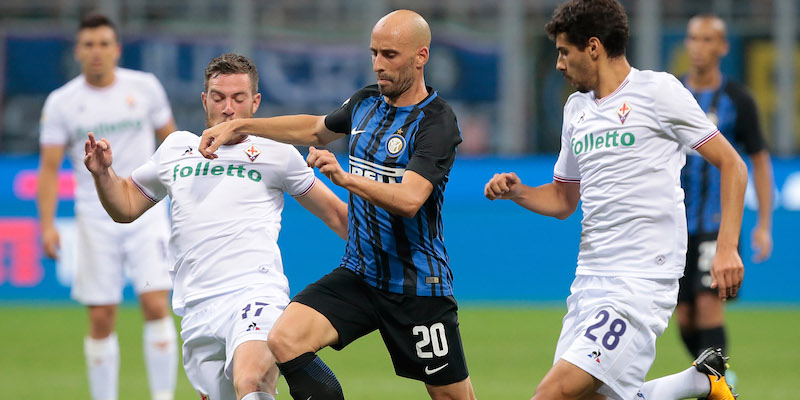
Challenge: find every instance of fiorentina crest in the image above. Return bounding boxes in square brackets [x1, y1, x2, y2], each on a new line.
[617, 102, 632, 124]
[244, 144, 261, 162]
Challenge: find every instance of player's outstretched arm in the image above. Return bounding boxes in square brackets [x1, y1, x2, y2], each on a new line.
[695, 134, 748, 299]
[295, 180, 348, 240]
[306, 147, 431, 218]
[37, 144, 66, 259]
[484, 172, 580, 220]
[84, 132, 156, 223]
[199, 115, 344, 159]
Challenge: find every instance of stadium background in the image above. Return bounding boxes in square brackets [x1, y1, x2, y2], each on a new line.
[1, 0, 798, 399]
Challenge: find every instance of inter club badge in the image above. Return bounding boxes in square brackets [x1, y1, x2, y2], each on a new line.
[617, 102, 631, 124]
[244, 144, 261, 162]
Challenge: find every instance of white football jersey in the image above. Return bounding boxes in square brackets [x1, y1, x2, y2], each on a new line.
[131, 131, 317, 316]
[554, 68, 719, 279]
[39, 68, 173, 219]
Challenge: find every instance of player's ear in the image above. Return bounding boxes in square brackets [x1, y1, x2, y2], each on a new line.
[416, 46, 429, 68]
[201, 92, 208, 112]
[719, 38, 730, 58]
[588, 37, 601, 59]
[251, 93, 261, 114]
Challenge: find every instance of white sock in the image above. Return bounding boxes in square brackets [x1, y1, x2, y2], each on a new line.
[143, 316, 178, 400]
[241, 392, 275, 400]
[84, 333, 119, 400]
[638, 366, 710, 399]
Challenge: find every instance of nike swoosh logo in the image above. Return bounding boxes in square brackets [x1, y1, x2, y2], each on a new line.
[351, 129, 366, 134]
[424, 363, 449, 375]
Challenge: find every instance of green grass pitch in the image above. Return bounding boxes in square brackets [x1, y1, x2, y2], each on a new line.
[0, 305, 796, 399]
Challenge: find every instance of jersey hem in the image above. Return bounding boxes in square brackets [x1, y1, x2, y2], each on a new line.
[575, 267, 683, 280]
[292, 176, 316, 198]
[691, 129, 720, 149]
[130, 176, 160, 203]
[554, 174, 580, 183]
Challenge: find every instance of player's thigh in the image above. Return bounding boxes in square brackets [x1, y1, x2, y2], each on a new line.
[555, 275, 678, 400]
[231, 340, 279, 395]
[223, 291, 287, 381]
[269, 302, 339, 360]
[533, 359, 603, 400]
[180, 302, 235, 400]
[377, 293, 469, 386]
[72, 217, 125, 305]
[287, 267, 379, 353]
[123, 213, 172, 296]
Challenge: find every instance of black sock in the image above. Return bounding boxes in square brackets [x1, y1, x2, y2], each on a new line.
[277, 352, 344, 400]
[697, 326, 727, 356]
[680, 329, 701, 358]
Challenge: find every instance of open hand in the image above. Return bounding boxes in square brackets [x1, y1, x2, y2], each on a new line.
[83, 132, 113, 175]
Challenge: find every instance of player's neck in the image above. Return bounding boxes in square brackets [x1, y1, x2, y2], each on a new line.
[84, 70, 116, 88]
[686, 67, 722, 91]
[385, 78, 428, 108]
[594, 57, 631, 99]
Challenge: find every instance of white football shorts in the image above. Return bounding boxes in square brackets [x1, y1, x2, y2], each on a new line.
[554, 275, 678, 400]
[71, 208, 172, 305]
[180, 281, 289, 400]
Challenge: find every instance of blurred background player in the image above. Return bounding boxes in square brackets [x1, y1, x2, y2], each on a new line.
[199, 10, 476, 400]
[485, 1, 744, 399]
[678, 13, 775, 377]
[85, 52, 348, 400]
[36, 13, 178, 400]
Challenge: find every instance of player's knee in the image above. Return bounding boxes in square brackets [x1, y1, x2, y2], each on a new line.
[234, 371, 274, 397]
[87, 306, 116, 337]
[267, 325, 296, 361]
[533, 380, 583, 400]
[139, 291, 170, 320]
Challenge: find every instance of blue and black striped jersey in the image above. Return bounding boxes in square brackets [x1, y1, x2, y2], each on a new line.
[324, 85, 462, 296]
[681, 77, 766, 235]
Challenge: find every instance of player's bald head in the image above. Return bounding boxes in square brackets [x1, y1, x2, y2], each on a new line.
[688, 14, 727, 41]
[372, 9, 431, 50]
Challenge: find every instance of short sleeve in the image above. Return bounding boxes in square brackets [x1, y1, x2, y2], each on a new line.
[39, 92, 69, 146]
[130, 146, 168, 202]
[405, 109, 462, 187]
[655, 74, 719, 150]
[324, 85, 378, 134]
[144, 74, 173, 130]
[729, 85, 767, 155]
[281, 146, 317, 197]
[553, 99, 581, 182]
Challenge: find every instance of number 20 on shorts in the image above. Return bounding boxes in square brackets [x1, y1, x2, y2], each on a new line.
[413, 322, 449, 359]
[584, 309, 628, 350]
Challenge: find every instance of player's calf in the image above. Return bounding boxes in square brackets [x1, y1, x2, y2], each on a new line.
[276, 352, 344, 400]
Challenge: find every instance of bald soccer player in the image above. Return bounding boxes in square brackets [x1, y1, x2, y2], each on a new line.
[197, 10, 476, 400]
[677, 13, 774, 380]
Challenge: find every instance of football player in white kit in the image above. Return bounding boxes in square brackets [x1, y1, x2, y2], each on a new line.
[85, 53, 348, 400]
[37, 13, 178, 400]
[484, 1, 745, 400]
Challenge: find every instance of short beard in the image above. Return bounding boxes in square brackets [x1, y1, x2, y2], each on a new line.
[378, 66, 415, 102]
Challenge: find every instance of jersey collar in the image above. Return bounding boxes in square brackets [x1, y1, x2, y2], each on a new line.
[593, 68, 635, 106]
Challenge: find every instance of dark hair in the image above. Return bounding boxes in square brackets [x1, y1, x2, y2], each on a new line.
[204, 53, 259, 94]
[78, 13, 119, 41]
[545, 0, 629, 58]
